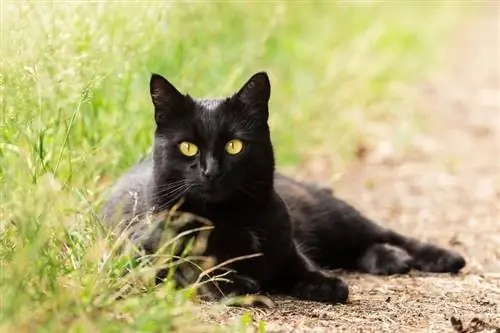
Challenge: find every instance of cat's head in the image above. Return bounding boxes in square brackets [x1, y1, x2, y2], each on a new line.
[150, 72, 275, 204]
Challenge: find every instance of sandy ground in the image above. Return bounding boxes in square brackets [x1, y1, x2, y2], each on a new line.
[208, 5, 499, 333]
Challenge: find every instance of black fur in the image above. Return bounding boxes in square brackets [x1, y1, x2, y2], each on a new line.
[102, 72, 466, 304]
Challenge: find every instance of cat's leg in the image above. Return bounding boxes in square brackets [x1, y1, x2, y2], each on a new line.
[383, 230, 466, 273]
[152, 216, 263, 300]
[356, 243, 413, 275]
[298, 195, 466, 274]
[206, 273, 262, 299]
[269, 245, 349, 304]
[155, 263, 262, 303]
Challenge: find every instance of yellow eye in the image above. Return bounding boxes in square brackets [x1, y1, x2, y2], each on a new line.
[179, 141, 198, 157]
[225, 139, 244, 155]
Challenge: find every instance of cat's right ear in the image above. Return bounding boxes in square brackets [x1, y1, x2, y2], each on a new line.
[150, 73, 184, 124]
[235, 71, 271, 107]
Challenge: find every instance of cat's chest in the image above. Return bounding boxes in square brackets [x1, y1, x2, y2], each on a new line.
[205, 226, 265, 259]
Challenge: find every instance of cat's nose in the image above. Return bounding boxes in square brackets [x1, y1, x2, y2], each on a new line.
[201, 157, 222, 182]
[201, 168, 222, 182]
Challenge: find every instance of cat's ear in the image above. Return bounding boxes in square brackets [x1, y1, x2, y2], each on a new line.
[150, 73, 184, 124]
[235, 71, 271, 108]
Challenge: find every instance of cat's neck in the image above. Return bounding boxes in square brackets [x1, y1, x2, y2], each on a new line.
[150, 176, 274, 219]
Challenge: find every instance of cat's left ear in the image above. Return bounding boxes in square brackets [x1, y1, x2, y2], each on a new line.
[234, 71, 271, 109]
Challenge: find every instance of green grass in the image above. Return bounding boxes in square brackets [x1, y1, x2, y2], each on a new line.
[1, 1, 471, 332]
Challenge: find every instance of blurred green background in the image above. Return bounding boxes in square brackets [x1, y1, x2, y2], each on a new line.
[0, 1, 473, 332]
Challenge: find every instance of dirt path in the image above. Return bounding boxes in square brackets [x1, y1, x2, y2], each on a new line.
[211, 6, 499, 333]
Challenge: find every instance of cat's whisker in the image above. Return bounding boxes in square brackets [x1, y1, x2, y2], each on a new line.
[153, 184, 191, 203]
[153, 180, 191, 196]
[152, 179, 189, 192]
[153, 184, 187, 198]
[150, 187, 192, 210]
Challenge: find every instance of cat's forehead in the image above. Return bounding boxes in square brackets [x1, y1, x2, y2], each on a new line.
[183, 97, 261, 141]
[192, 97, 234, 126]
[195, 98, 226, 112]
[189, 97, 238, 138]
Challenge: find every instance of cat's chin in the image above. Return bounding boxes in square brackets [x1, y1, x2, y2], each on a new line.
[192, 189, 233, 203]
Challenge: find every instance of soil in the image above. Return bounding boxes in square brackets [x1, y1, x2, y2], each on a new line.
[206, 5, 499, 332]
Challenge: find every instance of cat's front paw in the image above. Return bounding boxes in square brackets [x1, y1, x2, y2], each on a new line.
[203, 273, 261, 300]
[291, 272, 349, 304]
[413, 245, 466, 273]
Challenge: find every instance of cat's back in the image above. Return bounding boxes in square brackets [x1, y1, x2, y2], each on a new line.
[101, 156, 153, 226]
[274, 173, 334, 226]
[274, 173, 332, 206]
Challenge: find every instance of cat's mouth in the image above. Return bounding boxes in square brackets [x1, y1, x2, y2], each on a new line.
[195, 181, 233, 202]
[200, 179, 218, 191]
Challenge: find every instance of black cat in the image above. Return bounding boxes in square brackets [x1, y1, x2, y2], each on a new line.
[102, 71, 465, 304]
